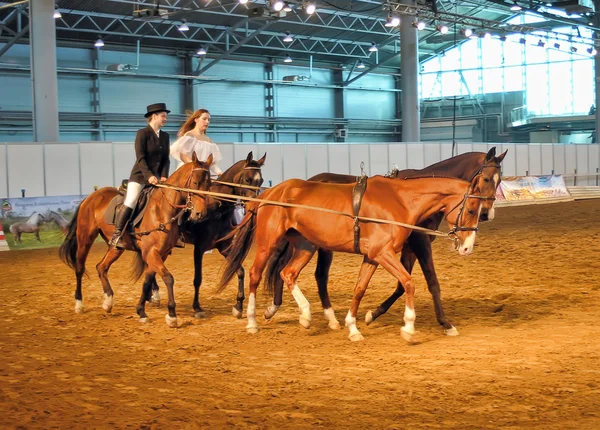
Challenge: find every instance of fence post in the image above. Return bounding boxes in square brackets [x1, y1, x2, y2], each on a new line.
[574, 168, 577, 186]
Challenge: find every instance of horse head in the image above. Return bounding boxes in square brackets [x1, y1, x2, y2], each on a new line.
[476, 147, 508, 222]
[235, 151, 266, 198]
[171, 152, 214, 222]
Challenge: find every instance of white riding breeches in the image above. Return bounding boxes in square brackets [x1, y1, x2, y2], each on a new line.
[123, 181, 144, 209]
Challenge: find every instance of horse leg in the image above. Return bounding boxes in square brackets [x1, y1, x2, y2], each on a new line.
[145, 249, 178, 328]
[137, 273, 156, 322]
[233, 266, 245, 319]
[280, 242, 317, 329]
[245, 246, 275, 334]
[96, 247, 125, 313]
[411, 235, 457, 335]
[74, 227, 99, 314]
[375, 248, 418, 343]
[150, 276, 161, 307]
[345, 257, 378, 342]
[35, 228, 41, 242]
[192, 242, 206, 318]
[314, 248, 340, 330]
[365, 242, 415, 325]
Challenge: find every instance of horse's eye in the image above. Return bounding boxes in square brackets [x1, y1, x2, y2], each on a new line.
[468, 209, 475, 215]
[484, 178, 490, 183]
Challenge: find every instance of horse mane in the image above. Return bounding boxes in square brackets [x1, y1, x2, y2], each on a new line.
[218, 159, 247, 183]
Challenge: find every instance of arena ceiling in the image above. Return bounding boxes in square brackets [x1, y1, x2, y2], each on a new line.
[0, 0, 598, 72]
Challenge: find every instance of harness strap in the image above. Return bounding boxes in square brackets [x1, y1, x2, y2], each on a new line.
[351, 175, 368, 253]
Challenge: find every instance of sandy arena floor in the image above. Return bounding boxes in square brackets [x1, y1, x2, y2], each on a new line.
[1, 199, 599, 429]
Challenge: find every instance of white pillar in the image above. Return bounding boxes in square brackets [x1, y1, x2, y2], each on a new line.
[400, 6, 420, 142]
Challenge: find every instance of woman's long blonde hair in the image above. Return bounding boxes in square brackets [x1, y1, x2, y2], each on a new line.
[178, 109, 210, 137]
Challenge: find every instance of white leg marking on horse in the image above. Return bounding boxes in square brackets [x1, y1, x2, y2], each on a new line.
[403, 306, 416, 335]
[345, 310, 363, 341]
[102, 294, 114, 313]
[165, 314, 178, 328]
[246, 293, 258, 333]
[324, 307, 341, 330]
[151, 290, 161, 305]
[264, 301, 280, 320]
[75, 300, 85, 314]
[291, 284, 311, 328]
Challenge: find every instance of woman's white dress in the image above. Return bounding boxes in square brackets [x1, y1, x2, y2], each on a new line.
[170, 135, 222, 177]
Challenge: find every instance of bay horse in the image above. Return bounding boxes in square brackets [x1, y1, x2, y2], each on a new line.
[59, 153, 214, 327]
[148, 151, 266, 318]
[47, 210, 69, 233]
[218, 171, 492, 342]
[9, 212, 46, 244]
[265, 147, 507, 335]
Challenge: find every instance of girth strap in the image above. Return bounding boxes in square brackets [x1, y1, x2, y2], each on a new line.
[351, 174, 368, 254]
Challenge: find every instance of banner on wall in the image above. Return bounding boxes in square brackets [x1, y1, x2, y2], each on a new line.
[496, 175, 571, 202]
[1, 195, 86, 218]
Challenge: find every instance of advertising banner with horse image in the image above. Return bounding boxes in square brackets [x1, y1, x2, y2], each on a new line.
[0, 195, 85, 250]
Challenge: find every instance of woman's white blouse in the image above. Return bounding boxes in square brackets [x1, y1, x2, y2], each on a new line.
[170, 135, 223, 177]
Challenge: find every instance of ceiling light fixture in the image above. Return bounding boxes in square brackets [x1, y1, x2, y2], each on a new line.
[284, 54, 293, 63]
[197, 46, 207, 56]
[94, 37, 104, 48]
[437, 24, 449, 34]
[369, 42, 378, 52]
[385, 14, 400, 27]
[53, 6, 61, 19]
[283, 31, 293, 42]
[305, 2, 316, 14]
[587, 46, 597, 55]
[357, 60, 366, 69]
[272, 0, 285, 11]
[178, 20, 189, 32]
[510, 1, 522, 11]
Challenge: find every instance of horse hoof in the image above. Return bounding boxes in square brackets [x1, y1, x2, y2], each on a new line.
[401, 327, 415, 343]
[165, 315, 178, 328]
[365, 311, 374, 325]
[299, 316, 311, 329]
[246, 326, 258, 334]
[74, 300, 85, 314]
[151, 292, 161, 307]
[232, 307, 242, 319]
[328, 320, 341, 330]
[102, 294, 113, 313]
[445, 326, 459, 336]
[139, 317, 150, 324]
[349, 332, 364, 342]
[194, 311, 206, 319]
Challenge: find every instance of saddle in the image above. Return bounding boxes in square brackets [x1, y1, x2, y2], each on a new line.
[104, 183, 154, 229]
[351, 174, 368, 254]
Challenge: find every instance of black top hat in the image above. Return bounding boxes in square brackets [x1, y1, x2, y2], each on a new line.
[144, 103, 171, 118]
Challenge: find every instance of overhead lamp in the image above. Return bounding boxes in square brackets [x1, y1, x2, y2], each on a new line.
[385, 14, 400, 27]
[239, 0, 249, 3]
[414, 21, 426, 31]
[94, 37, 104, 48]
[537, 39, 546, 48]
[283, 2, 292, 11]
[499, 35, 507, 41]
[369, 42, 378, 52]
[510, 1, 522, 11]
[272, 0, 285, 11]
[437, 24, 449, 34]
[460, 28, 473, 38]
[570, 46, 578, 53]
[484, 31, 491, 40]
[519, 37, 526, 44]
[587, 46, 597, 55]
[305, 2, 316, 14]
[178, 20, 189, 32]
[53, 6, 61, 19]
[283, 31, 293, 43]
[197, 46, 207, 56]
[554, 42, 560, 49]
[284, 54, 293, 63]
[357, 60, 366, 69]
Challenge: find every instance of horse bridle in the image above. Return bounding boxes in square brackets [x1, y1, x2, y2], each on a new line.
[447, 163, 501, 237]
[161, 165, 211, 211]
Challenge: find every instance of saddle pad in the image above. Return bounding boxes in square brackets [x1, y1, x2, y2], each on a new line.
[104, 186, 154, 227]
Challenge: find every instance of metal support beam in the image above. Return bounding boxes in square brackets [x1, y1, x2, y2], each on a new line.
[182, 54, 195, 112]
[343, 52, 401, 87]
[333, 69, 346, 142]
[595, 0, 600, 145]
[400, 3, 420, 143]
[0, 23, 28, 59]
[29, 0, 59, 142]
[197, 20, 275, 75]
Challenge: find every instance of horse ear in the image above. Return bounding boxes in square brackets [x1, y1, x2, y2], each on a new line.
[205, 153, 214, 166]
[485, 147, 497, 161]
[257, 152, 267, 166]
[496, 149, 508, 163]
[246, 151, 253, 164]
[191, 152, 199, 164]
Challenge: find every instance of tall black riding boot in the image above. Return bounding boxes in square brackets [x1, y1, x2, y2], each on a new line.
[109, 206, 133, 248]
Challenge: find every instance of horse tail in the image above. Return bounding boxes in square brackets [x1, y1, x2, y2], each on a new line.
[58, 204, 81, 272]
[130, 251, 146, 283]
[264, 239, 292, 295]
[217, 209, 257, 293]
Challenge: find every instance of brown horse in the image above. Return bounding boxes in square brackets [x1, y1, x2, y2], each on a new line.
[59, 153, 214, 327]
[9, 212, 46, 244]
[148, 151, 266, 318]
[264, 147, 507, 335]
[218, 171, 492, 341]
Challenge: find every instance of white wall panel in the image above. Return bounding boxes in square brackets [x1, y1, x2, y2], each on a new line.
[472, 143, 490, 154]
[528, 144, 542, 175]
[575, 145, 589, 185]
[588, 145, 600, 186]
[389, 144, 408, 170]
[305, 145, 329, 179]
[258, 144, 283, 186]
[8, 144, 44, 197]
[406, 144, 425, 169]
[514, 144, 529, 176]
[541, 145, 554, 175]
[0, 143, 7, 198]
[564, 145, 577, 185]
[113, 143, 135, 184]
[456, 143, 474, 155]
[439, 143, 454, 161]
[499, 144, 516, 176]
[45, 144, 80, 196]
[423, 143, 441, 168]
[233, 144, 259, 164]
[80, 143, 113, 192]
[552, 145, 566, 175]
[369, 144, 389, 175]
[282, 145, 306, 180]
[328, 145, 350, 174]
[349, 145, 370, 176]
[219, 143, 235, 169]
